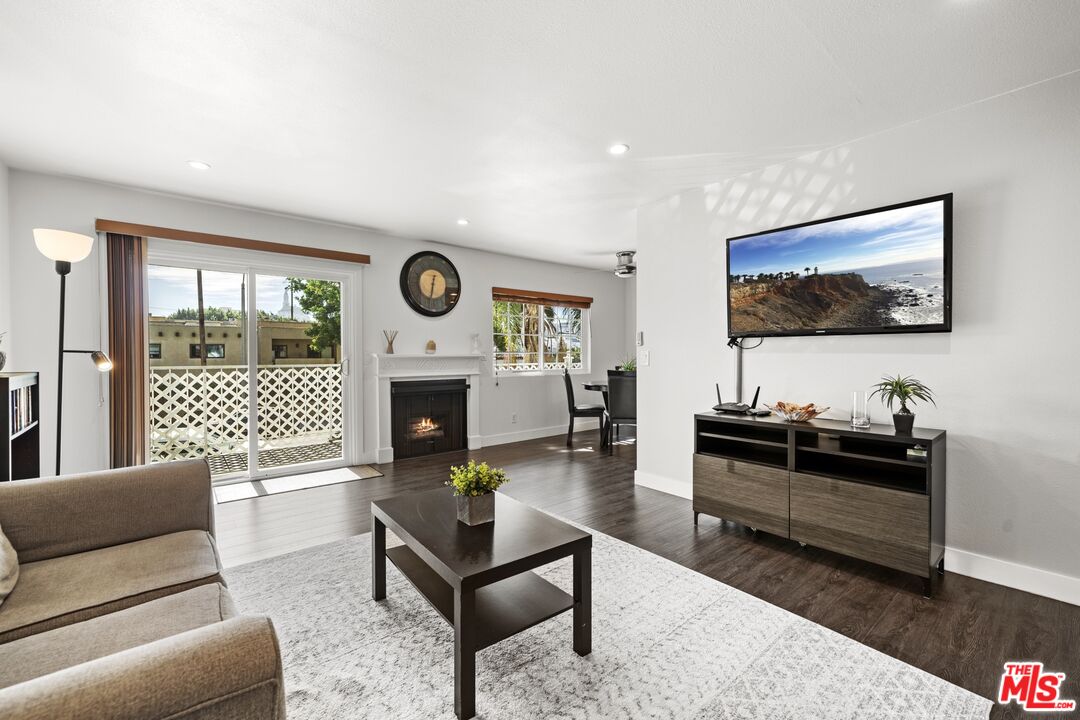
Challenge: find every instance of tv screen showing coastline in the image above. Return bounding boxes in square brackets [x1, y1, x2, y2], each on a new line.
[726, 195, 950, 337]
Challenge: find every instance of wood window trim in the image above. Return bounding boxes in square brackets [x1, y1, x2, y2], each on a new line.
[491, 287, 593, 309]
[95, 219, 371, 265]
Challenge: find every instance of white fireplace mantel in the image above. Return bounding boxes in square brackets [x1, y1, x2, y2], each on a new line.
[368, 353, 484, 463]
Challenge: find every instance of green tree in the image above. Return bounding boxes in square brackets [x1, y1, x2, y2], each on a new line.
[286, 278, 341, 360]
[169, 306, 242, 322]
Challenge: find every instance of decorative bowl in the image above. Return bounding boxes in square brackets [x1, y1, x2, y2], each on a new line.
[766, 401, 829, 423]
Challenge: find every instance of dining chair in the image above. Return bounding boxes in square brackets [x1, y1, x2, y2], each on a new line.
[563, 369, 606, 447]
[605, 371, 637, 455]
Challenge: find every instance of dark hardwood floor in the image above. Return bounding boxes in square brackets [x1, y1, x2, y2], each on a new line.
[216, 429, 1079, 719]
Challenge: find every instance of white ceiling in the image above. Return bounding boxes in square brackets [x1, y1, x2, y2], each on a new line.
[2, 1, 1079, 268]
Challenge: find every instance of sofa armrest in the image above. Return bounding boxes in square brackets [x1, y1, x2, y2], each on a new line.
[0, 616, 285, 720]
[0, 460, 214, 563]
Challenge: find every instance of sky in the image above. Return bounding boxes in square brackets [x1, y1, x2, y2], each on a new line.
[147, 266, 311, 319]
[728, 200, 945, 277]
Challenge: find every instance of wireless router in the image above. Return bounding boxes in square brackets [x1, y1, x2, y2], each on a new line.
[713, 384, 770, 415]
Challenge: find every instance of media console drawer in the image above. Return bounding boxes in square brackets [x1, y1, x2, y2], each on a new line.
[693, 455, 789, 537]
[789, 472, 929, 577]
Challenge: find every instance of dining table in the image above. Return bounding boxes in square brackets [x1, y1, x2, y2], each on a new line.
[581, 381, 610, 447]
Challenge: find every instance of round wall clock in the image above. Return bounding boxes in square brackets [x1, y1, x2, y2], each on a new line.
[400, 251, 461, 317]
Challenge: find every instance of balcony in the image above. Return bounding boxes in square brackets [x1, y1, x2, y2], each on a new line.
[150, 364, 342, 479]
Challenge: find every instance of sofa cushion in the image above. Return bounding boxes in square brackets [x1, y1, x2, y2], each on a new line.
[0, 583, 238, 690]
[0, 530, 223, 644]
[0, 523, 17, 607]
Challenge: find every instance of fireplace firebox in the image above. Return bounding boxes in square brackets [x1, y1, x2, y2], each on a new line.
[390, 379, 468, 459]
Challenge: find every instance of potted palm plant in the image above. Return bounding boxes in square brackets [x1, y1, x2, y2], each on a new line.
[610, 355, 637, 376]
[870, 374, 935, 433]
[447, 460, 509, 525]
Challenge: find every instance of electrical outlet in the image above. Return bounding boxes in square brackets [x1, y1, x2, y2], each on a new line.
[511, 413, 518, 424]
[639, 349, 650, 366]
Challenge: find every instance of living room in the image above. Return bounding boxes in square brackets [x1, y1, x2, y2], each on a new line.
[1, 3, 1078, 719]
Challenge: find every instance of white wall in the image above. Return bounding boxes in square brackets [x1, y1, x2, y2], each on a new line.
[0, 160, 10, 358]
[7, 171, 627, 474]
[623, 276, 637, 359]
[636, 74, 1080, 604]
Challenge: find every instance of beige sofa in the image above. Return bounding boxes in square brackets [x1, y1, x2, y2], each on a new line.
[0, 460, 285, 720]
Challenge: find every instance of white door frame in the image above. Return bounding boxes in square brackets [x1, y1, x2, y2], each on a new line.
[147, 239, 363, 483]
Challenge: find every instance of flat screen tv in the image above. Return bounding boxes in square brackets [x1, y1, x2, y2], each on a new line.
[726, 194, 952, 338]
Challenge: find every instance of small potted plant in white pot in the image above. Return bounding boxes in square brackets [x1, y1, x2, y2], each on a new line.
[870, 374, 935, 433]
[447, 460, 509, 525]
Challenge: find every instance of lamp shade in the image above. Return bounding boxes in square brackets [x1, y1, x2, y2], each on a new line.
[90, 351, 113, 372]
[33, 229, 94, 263]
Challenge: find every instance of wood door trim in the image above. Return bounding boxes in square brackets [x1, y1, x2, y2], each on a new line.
[96, 219, 371, 264]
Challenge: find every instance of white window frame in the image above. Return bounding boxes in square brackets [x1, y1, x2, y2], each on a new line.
[491, 301, 591, 377]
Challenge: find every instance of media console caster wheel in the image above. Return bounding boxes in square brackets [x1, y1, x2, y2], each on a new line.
[749, 527, 758, 533]
[798, 542, 807, 549]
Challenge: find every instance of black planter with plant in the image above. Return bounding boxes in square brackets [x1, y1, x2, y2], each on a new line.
[869, 374, 935, 433]
[610, 355, 637, 376]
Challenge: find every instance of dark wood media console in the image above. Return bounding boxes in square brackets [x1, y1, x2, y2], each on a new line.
[693, 412, 945, 596]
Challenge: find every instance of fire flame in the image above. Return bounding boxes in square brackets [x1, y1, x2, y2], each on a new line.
[416, 417, 437, 433]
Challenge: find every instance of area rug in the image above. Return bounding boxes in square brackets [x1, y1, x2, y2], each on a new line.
[227, 526, 992, 719]
[213, 465, 383, 503]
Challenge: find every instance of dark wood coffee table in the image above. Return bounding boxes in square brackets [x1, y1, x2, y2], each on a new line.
[371, 488, 592, 719]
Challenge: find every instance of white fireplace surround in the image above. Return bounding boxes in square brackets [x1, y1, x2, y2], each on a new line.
[369, 353, 484, 463]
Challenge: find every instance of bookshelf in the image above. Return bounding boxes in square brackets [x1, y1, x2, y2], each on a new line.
[2, 372, 40, 481]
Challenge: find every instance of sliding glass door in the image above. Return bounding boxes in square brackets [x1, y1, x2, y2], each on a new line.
[147, 260, 350, 482]
[252, 274, 343, 473]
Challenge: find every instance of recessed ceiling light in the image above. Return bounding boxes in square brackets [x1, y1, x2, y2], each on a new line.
[456, 218, 470, 226]
[608, 143, 630, 156]
[187, 160, 211, 171]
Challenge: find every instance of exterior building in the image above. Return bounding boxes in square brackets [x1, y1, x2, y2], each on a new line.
[148, 316, 338, 366]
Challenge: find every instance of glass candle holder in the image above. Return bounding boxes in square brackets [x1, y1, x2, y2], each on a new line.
[851, 391, 871, 428]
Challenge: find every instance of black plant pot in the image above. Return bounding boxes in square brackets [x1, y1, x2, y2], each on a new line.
[892, 412, 915, 434]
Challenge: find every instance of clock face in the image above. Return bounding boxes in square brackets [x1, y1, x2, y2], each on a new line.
[400, 251, 461, 316]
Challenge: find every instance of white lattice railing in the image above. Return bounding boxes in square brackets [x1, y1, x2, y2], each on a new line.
[150, 365, 342, 464]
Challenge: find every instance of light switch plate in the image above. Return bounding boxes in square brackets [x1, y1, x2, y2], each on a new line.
[639, 349, 650, 366]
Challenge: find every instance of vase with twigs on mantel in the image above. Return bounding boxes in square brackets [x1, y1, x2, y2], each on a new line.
[383, 330, 398, 354]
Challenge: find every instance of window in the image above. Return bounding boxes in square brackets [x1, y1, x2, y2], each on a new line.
[189, 343, 225, 359]
[492, 289, 589, 375]
[272, 343, 288, 359]
[148, 343, 162, 360]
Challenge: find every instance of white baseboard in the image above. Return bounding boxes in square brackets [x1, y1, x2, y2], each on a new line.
[634, 470, 692, 499]
[632, 471, 1079, 607]
[945, 547, 1080, 607]
[482, 419, 600, 448]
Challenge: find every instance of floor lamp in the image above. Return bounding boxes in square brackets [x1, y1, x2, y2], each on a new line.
[33, 229, 113, 475]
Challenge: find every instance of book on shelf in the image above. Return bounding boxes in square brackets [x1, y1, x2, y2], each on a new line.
[9, 385, 34, 435]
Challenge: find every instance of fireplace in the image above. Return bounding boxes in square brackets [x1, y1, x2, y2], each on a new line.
[390, 379, 468, 459]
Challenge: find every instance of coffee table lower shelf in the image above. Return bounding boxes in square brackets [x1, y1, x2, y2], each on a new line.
[386, 544, 574, 650]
